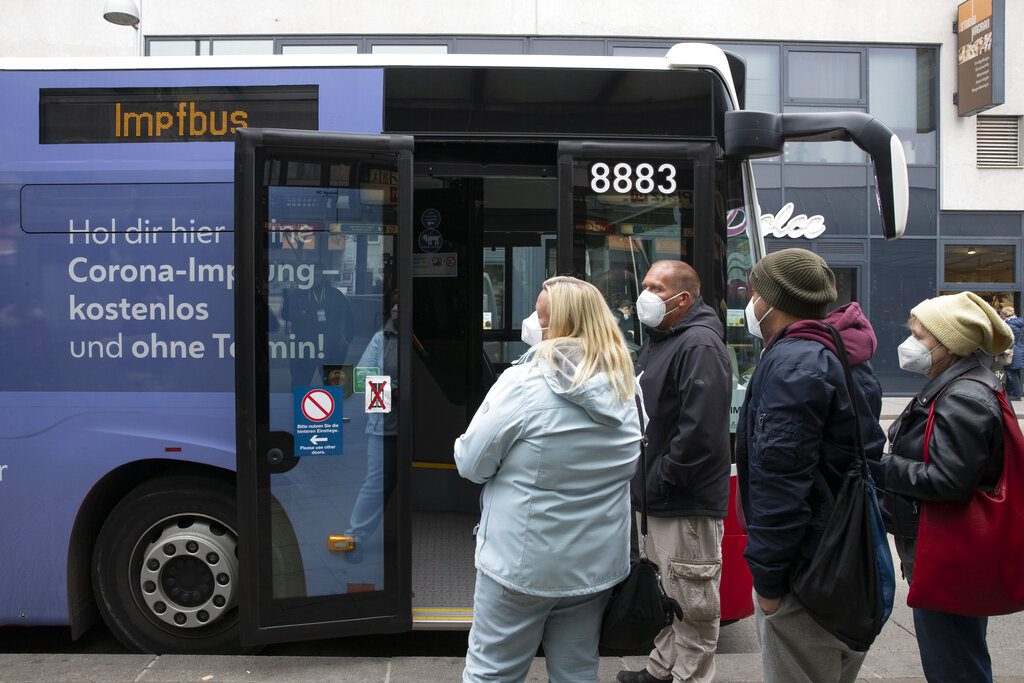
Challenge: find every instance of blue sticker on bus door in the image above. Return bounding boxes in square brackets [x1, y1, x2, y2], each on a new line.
[294, 386, 344, 456]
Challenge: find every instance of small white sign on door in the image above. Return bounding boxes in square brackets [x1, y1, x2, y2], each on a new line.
[364, 375, 392, 414]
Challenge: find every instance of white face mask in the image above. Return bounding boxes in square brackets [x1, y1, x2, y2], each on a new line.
[898, 335, 935, 375]
[521, 311, 548, 347]
[636, 289, 685, 328]
[745, 296, 773, 340]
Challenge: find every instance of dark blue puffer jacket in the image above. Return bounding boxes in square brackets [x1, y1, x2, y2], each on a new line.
[736, 305, 885, 599]
[1005, 316, 1024, 370]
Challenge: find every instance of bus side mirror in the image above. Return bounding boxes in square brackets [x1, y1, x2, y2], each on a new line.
[724, 110, 909, 240]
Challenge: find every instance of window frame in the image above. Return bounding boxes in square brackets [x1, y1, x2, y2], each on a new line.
[939, 239, 1020, 291]
[783, 45, 867, 106]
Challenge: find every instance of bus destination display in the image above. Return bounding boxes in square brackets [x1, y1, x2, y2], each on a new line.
[39, 85, 319, 144]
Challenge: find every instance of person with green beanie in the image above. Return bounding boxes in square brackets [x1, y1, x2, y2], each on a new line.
[871, 291, 1012, 683]
[736, 248, 886, 682]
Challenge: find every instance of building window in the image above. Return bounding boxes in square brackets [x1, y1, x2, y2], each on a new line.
[281, 44, 358, 55]
[611, 46, 669, 57]
[943, 244, 1015, 284]
[148, 40, 205, 56]
[719, 43, 780, 113]
[869, 48, 937, 165]
[370, 44, 448, 54]
[211, 40, 274, 56]
[786, 49, 863, 102]
[977, 116, 1022, 169]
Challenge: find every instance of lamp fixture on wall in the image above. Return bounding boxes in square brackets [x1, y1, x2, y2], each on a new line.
[103, 0, 142, 56]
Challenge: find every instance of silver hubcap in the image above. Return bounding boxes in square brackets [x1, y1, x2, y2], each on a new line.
[137, 516, 238, 629]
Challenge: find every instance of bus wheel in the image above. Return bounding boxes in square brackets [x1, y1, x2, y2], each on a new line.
[92, 475, 246, 654]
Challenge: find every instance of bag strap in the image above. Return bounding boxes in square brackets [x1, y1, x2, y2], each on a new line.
[923, 400, 937, 464]
[922, 376, 1001, 465]
[826, 325, 867, 470]
[634, 392, 650, 556]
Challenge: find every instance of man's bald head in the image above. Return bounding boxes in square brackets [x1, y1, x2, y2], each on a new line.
[649, 260, 700, 297]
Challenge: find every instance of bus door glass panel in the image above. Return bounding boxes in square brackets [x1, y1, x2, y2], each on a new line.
[719, 158, 760, 434]
[481, 236, 557, 370]
[236, 131, 412, 644]
[559, 143, 715, 353]
[480, 176, 557, 372]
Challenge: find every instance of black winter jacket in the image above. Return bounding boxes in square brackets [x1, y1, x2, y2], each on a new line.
[874, 353, 1004, 540]
[736, 309, 885, 599]
[631, 298, 732, 518]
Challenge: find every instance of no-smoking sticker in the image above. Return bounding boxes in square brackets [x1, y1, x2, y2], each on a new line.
[301, 389, 335, 422]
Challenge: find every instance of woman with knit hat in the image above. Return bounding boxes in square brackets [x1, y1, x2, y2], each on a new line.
[872, 291, 1013, 683]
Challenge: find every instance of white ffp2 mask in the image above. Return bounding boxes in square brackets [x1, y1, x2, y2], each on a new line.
[521, 311, 548, 347]
[898, 335, 934, 374]
[745, 297, 773, 340]
[636, 289, 684, 328]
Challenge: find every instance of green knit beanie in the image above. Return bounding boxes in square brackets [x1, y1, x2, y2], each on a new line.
[750, 248, 837, 319]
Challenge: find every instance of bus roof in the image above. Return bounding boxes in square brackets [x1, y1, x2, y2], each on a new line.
[0, 42, 739, 109]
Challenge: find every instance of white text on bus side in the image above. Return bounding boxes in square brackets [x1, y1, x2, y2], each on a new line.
[0, 465, 8, 482]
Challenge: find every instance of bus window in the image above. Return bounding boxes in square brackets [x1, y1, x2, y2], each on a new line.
[570, 158, 698, 351]
[720, 158, 760, 432]
[482, 265, 500, 330]
[482, 233, 557, 367]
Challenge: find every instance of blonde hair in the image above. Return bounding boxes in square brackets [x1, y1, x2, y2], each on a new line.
[534, 276, 635, 402]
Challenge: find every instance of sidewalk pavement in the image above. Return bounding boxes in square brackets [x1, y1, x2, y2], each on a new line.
[881, 394, 1024, 420]
[3, 651, 1024, 682]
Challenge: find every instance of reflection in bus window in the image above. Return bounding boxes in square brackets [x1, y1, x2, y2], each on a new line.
[482, 250, 504, 330]
[265, 154, 399, 598]
[571, 159, 695, 353]
[720, 159, 760, 433]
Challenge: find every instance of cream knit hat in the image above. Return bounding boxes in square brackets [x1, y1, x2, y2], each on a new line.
[911, 291, 1013, 357]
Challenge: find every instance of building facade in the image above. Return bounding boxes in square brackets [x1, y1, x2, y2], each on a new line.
[4, 0, 1022, 392]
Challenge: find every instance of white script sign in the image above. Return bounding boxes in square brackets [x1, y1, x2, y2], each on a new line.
[760, 203, 827, 239]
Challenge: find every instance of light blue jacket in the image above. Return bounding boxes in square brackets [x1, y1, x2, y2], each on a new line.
[454, 342, 642, 597]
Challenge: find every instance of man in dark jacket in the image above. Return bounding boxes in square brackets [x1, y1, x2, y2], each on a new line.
[617, 261, 731, 683]
[736, 248, 885, 683]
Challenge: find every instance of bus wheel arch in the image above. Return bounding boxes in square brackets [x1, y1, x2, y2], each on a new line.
[91, 472, 247, 653]
[69, 462, 239, 652]
[68, 460, 235, 641]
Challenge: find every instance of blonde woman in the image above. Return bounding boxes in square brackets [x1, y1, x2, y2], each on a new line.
[455, 276, 642, 683]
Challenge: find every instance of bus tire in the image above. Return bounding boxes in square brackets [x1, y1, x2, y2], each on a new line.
[92, 475, 248, 654]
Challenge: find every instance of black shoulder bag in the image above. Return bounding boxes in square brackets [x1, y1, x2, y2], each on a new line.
[789, 325, 896, 652]
[600, 394, 683, 650]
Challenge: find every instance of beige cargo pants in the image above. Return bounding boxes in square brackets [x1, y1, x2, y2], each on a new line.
[640, 514, 724, 683]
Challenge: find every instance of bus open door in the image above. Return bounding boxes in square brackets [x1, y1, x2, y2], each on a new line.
[234, 128, 414, 644]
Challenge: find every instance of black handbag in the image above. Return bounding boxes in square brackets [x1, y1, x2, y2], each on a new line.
[600, 395, 683, 650]
[789, 325, 896, 652]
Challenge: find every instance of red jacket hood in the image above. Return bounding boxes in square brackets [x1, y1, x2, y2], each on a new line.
[782, 303, 878, 366]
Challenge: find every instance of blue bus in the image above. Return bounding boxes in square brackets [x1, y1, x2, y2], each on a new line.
[0, 45, 908, 652]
